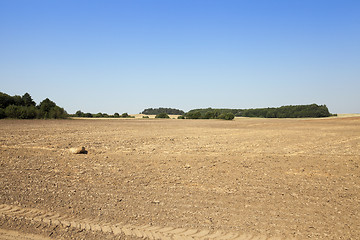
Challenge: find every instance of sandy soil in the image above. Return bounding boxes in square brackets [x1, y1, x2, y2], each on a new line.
[0, 117, 359, 239]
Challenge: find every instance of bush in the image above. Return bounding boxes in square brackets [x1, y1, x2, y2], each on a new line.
[186, 111, 202, 119]
[0, 108, 5, 119]
[39, 98, 56, 113]
[223, 113, 235, 120]
[75, 110, 84, 117]
[0, 92, 15, 109]
[21, 106, 37, 119]
[49, 106, 67, 119]
[94, 113, 104, 118]
[155, 113, 170, 118]
[143, 116, 149, 118]
[178, 115, 185, 119]
[5, 105, 21, 118]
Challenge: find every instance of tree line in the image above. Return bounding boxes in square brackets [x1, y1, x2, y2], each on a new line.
[0, 92, 67, 119]
[184, 104, 334, 119]
[72, 110, 134, 118]
[184, 108, 235, 120]
[241, 104, 334, 118]
[142, 107, 185, 115]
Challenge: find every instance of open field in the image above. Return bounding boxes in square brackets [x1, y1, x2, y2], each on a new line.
[0, 117, 359, 239]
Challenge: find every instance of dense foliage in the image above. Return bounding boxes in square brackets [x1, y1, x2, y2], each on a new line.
[241, 104, 332, 118]
[155, 113, 170, 118]
[186, 104, 333, 119]
[142, 107, 185, 115]
[0, 92, 67, 119]
[184, 108, 235, 120]
[73, 110, 134, 118]
[187, 108, 243, 117]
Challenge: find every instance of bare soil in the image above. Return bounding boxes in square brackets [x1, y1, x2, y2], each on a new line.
[0, 117, 359, 239]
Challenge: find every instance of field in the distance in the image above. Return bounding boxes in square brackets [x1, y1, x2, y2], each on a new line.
[0, 116, 359, 239]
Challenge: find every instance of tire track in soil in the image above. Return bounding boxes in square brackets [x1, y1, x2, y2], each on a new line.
[0, 204, 293, 240]
[0, 229, 51, 240]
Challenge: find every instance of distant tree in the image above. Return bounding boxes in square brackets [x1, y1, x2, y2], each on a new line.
[204, 111, 215, 119]
[94, 113, 104, 118]
[224, 113, 235, 120]
[39, 98, 56, 113]
[0, 92, 67, 119]
[49, 106, 67, 119]
[75, 110, 84, 117]
[84, 113, 93, 118]
[0, 108, 5, 119]
[0, 92, 15, 108]
[19, 106, 37, 119]
[114, 112, 120, 118]
[5, 105, 21, 118]
[142, 107, 185, 115]
[22, 93, 36, 106]
[121, 113, 129, 118]
[37, 98, 67, 119]
[155, 113, 170, 118]
[13, 95, 24, 106]
[186, 111, 202, 119]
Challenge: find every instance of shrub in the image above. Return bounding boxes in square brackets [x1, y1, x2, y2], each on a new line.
[0, 92, 15, 109]
[223, 112, 235, 120]
[178, 115, 185, 119]
[0, 108, 5, 119]
[49, 106, 67, 119]
[39, 98, 56, 113]
[22, 93, 36, 106]
[75, 110, 84, 117]
[143, 116, 149, 118]
[186, 111, 202, 119]
[19, 106, 37, 119]
[5, 105, 21, 118]
[155, 113, 170, 118]
[94, 113, 104, 118]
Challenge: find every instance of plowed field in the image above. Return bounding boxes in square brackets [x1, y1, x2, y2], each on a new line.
[1, 117, 359, 239]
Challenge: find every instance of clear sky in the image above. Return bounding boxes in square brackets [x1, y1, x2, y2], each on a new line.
[1, 0, 359, 114]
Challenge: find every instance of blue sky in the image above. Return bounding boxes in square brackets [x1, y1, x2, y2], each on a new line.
[1, 0, 359, 114]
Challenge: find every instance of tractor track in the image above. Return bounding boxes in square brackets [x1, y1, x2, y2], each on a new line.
[0, 204, 292, 240]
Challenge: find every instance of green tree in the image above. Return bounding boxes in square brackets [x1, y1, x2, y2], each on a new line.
[5, 105, 21, 118]
[155, 113, 170, 118]
[186, 111, 202, 119]
[39, 98, 56, 113]
[49, 106, 67, 119]
[94, 113, 104, 118]
[0, 108, 5, 119]
[13, 95, 24, 106]
[75, 110, 84, 117]
[204, 111, 215, 119]
[0, 92, 15, 108]
[22, 93, 36, 106]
